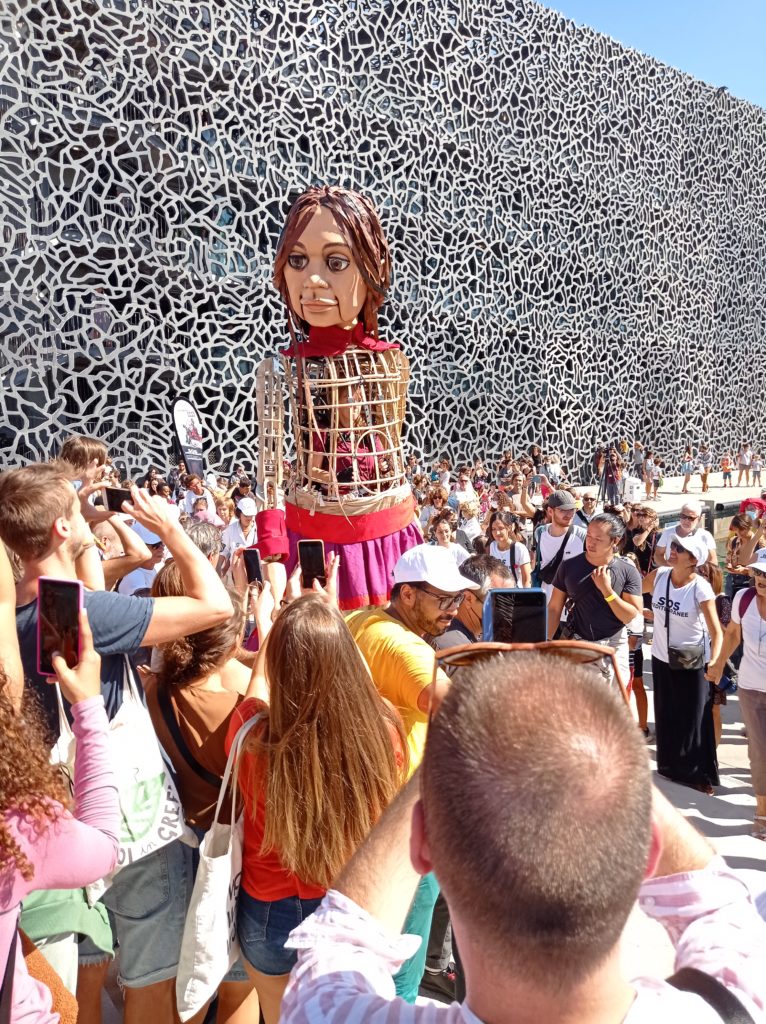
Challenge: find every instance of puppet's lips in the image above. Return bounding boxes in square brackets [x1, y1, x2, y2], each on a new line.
[302, 299, 337, 310]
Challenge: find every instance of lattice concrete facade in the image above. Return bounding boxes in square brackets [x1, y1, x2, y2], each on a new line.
[2, 0, 766, 476]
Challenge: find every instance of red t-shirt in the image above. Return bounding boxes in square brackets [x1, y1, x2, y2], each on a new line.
[225, 696, 406, 902]
[225, 698, 326, 902]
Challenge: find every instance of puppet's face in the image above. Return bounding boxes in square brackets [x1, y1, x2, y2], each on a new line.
[284, 206, 367, 329]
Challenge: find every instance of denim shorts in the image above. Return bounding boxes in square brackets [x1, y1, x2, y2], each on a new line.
[237, 890, 322, 976]
[101, 839, 193, 988]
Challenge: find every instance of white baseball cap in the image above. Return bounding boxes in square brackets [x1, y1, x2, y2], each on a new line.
[132, 522, 162, 545]
[393, 545, 480, 592]
[670, 532, 708, 567]
[755, 548, 766, 563]
[237, 497, 257, 516]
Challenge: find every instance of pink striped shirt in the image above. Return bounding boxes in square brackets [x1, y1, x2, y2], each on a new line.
[282, 859, 765, 1023]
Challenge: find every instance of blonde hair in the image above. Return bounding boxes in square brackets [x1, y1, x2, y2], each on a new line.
[247, 595, 405, 886]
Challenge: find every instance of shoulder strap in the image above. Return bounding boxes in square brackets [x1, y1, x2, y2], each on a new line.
[667, 967, 755, 1023]
[545, 525, 574, 577]
[739, 587, 758, 619]
[0, 918, 17, 1024]
[510, 543, 517, 583]
[156, 683, 222, 789]
[665, 570, 672, 640]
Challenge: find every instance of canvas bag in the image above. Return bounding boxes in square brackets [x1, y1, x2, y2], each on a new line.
[51, 656, 188, 903]
[176, 712, 262, 1022]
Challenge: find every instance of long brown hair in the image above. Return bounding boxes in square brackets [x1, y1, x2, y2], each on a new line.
[273, 185, 391, 340]
[151, 561, 245, 687]
[0, 668, 68, 880]
[246, 595, 405, 886]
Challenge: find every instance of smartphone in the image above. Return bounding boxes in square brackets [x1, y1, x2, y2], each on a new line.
[298, 539, 326, 588]
[482, 588, 547, 644]
[532, 474, 542, 485]
[242, 546, 263, 586]
[103, 486, 132, 512]
[37, 578, 84, 676]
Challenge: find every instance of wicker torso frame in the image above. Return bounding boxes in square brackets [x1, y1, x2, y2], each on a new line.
[282, 346, 410, 512]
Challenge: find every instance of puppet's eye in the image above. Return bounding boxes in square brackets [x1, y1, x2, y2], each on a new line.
[327, 254, 350, 273]
[287, 253, 308, 270]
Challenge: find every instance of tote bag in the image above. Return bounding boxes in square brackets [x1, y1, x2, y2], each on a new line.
[51, 656, 188, 902]
[175, 712, 262, 1021]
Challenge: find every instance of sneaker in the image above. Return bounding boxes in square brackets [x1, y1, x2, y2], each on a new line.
[419, 965, 457, 1004]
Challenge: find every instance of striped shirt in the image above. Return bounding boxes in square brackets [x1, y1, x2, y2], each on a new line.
[281, 859, 765, 1023]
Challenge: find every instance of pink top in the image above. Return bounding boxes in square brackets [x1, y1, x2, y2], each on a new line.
[281, 859, 766, 1023]
[1, 696, 119, 1022]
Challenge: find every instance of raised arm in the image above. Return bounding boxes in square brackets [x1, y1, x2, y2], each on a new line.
[101, 515, 152, 591]
[124, 487, 232, 646]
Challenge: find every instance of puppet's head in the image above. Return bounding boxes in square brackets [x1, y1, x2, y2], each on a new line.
[273, 185, 391, 339]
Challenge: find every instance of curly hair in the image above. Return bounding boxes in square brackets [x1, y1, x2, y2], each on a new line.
[0, 668, 69, 880]
[151, 561, 244, 688]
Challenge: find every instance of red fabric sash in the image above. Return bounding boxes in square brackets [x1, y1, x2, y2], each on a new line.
[281, 322, 399, 358]
[285, 495, 415, 544]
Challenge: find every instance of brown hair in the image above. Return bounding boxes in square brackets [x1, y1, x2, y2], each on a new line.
[0, 667, 69, 880]
[151, 561, 244, 687]
[427, 486, 449, 505]
[58, 434, 108, 471]
[246, 595, 405, 887]
[0, 464, 76, 560]
[429, 509, 458, 540]
[273, 185, 391, 340]
[422, 653, 651, 989]
[697, 561, 724, 596]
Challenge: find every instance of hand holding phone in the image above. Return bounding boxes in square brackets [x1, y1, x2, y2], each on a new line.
[243, 547, 263, 586]
[298, 539, 326, 589]
[51, 607, 102, 705]
[103, 486, 133, 513]
[37, 578, 84, 677]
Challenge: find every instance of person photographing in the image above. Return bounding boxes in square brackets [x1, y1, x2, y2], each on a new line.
[547, 512, 642, 688]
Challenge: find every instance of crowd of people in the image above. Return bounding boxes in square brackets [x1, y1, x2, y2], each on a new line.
[1, 433, 765, 1023]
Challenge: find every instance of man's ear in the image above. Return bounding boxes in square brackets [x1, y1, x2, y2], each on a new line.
[52, 516, 71, 542]
[643, 817, 662, 880]
[409, 798, 433, 876]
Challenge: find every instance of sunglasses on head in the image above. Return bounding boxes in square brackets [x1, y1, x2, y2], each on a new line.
[429, 641, 628, 720]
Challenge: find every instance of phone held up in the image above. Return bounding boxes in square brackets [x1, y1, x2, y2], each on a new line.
[103, 486, 133, 513]
[242, 546, 264, 586]
[37, 577, 84, 676]
[298, 539, 326, 589]
[482, 587, 547, 645]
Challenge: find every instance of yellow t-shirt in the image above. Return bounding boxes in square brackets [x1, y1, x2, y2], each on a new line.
[345, 607, 449, 774]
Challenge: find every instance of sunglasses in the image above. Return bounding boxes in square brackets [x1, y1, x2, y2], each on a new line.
[752, 568, 766, 579]
[430, 641, 628, 717]
[413, 584, 465, 610]
[679, 513, 698, 522]
[669, 541, 690, 554]
[148, 541, 165, 550]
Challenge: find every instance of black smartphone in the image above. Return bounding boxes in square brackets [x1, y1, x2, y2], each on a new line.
[37, 578, 84, 676]
[242, 546, 263, 586]
[298, 539, 326, 588]
[482, 588, 548, 644]
[103, 486, 132, 512]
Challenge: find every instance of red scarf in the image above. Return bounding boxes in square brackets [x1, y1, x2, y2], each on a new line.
[282, 322, 399, 357]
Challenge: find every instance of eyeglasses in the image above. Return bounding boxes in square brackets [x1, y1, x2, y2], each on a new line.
[679, 513, 698, 522]
[430, 641, 628, 715]
[148, 541, 164, 550]
[413, 584, 465, 610]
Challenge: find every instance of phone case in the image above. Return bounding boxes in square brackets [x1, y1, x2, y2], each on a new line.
[37, 577, 84, 677]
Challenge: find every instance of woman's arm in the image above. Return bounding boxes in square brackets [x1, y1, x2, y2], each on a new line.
[0, 542, 24, 709]
[700, 599, 723, 668]
[737, 525, 764, 568]
[642, 568, 658, 594]
[706, 620, 742, 682]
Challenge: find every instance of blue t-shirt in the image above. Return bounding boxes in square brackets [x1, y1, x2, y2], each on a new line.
[17, 588, 154, 739]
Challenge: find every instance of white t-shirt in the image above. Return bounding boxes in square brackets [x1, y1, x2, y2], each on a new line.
[184, 487, 217, 517]
[221, 519, 257, 558]
[537, 527, 585, 603]
[732, 588, 766, 692]
[650, 567, 715, 663]
[657, 526, 716, 556]
[738, 448, 753, 467]
[489, 541, 531, 587]
[441, 542, 470, 567]
[117, 565, 159, 596]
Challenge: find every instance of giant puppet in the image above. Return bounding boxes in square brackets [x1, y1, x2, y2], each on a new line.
[255, 185, 421, 609]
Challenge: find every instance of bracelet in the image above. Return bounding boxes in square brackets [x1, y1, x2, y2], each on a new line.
[604, 593, 616, 603]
